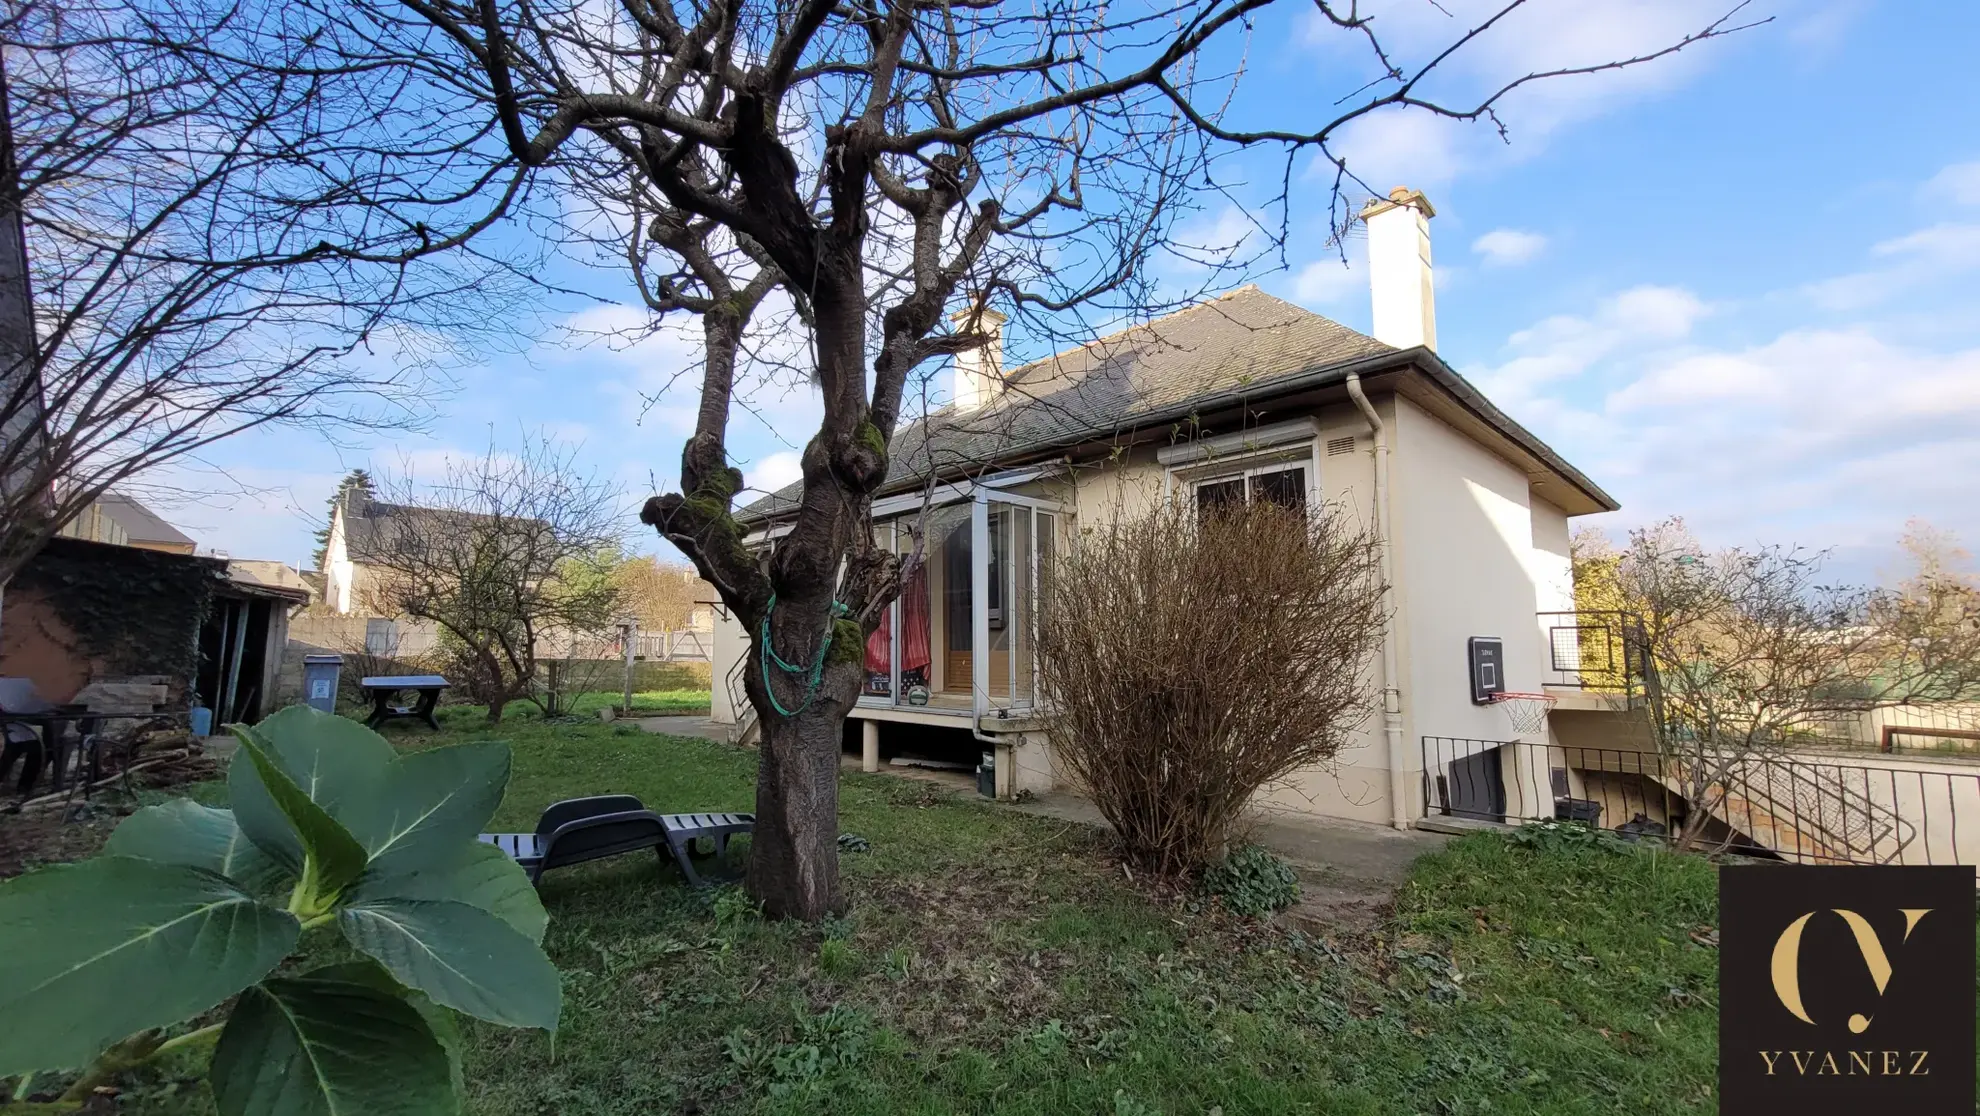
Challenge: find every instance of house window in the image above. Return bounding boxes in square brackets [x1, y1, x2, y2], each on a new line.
[1195, 478, 1246, 517]
[1193, 462, 1311, 514]
[1250, 467, 1307, 509]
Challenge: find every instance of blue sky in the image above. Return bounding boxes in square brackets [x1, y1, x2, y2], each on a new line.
[163, 0, 1979, 586]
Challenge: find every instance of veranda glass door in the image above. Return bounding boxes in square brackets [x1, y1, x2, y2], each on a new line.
[977, 497, 1054, 713]
[866, 495, 1058, 714]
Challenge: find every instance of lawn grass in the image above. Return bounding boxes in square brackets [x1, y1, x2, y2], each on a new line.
[454, 720, 1725, 1115]
[22, 716, 1732, 1114]
[564, 689, 714, 716]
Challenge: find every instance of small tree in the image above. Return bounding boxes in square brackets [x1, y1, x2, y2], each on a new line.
[612, 555, 712, 631]
[360, 439, 625, 722]
[1599, 518, 1980, 853]
[1036, 498, 1385, 877]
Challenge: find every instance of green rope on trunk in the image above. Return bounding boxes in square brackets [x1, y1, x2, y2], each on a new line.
[759, 593, 852, 717]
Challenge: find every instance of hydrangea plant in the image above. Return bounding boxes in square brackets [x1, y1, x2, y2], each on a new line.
[0, 706, 558, 1112]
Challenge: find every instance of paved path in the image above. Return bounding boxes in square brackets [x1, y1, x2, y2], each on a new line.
[633, 715, 731, 743]
[1014, 791, 1449, 933]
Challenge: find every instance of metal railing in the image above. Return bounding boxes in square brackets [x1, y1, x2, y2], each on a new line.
[1537, 610, 1648, 697]
[725, 652, 758, 745]
[1420, 735, 1980, 868]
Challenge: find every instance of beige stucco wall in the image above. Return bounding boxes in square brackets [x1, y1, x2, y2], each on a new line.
[1392, 396, 1554, 753]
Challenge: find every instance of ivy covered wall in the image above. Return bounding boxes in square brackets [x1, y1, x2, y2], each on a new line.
[1, 537, 224, 697]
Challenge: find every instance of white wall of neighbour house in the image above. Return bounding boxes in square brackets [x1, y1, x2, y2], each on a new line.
[1391, 397, 1557, 818]
[709, 602, 748, 726]
[324, 506, 358, 615]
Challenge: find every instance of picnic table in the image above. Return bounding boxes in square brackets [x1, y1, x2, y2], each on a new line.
[359, 675, 449, 731]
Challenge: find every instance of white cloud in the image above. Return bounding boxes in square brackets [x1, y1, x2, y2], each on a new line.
[1803, 222, 1980, 311]
[744, 450, 803, 496]
[1328, 109, 1467, 192]
[1469, 284, 1708, 403]
[1292, 252, 1363, 306]
[1472, 228, 1548, 266]
[1583, 330, 1980, 547]
[1785, 0, 1867, 58]
[1300, 0, 1743, 188]
[1925, 160, 1980, 206]
[1464, 183, 1980, 559]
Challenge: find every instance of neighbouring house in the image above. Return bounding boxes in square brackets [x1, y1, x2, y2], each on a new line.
[321, 488, 408, 615]
[719, 186, 1611, 831]
[56, 491, 198, 554]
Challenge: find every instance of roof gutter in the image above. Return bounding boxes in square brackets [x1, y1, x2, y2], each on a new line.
[739, 349, 1418, 527]
[740, 345, 1617, 526]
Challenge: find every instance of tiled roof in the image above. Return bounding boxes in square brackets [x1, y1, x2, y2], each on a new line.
[98, 491, 195, 547]
[739, 286, 1391, 521]
[341, 499, 540, 560]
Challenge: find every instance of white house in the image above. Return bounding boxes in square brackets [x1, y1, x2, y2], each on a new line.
[719, 186, 1613, 831]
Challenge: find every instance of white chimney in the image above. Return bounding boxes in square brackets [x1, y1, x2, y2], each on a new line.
[1360, 186, 1437, 352]
[950, 306, 1006, 411]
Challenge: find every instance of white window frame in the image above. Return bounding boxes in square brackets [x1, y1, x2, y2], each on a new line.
[1158, 417, 1322, 515]
[1167, 443, 1320, 517]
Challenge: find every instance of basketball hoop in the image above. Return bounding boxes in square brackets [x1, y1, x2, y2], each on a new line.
[1490, 691, 1558, 736]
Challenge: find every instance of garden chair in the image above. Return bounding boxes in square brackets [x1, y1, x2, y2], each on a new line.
[480, 794, 754, 887]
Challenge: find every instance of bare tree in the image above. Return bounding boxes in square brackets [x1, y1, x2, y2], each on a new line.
[612, 555, 711, 630]
[359, 438, 626, 723]
[1038, 499, 1385, 877]
[354, 0, 1754, 917]
[1600, 518, 1980, 852]
[0, 0, 547, 591]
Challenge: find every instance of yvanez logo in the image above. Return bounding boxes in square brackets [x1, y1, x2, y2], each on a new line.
[1771, 908, 1932, 1033]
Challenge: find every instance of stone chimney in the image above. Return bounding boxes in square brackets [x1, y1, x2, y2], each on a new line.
[1360, 186, 1437, 352]
[950, 306, 1006, 411]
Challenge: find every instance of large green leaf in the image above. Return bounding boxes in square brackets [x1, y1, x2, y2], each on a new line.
[353, 841, 548, 944]
[339, 898, 561, 1031]
[307, 961, 464, 1106]
[104, 801, 287, 892]
[229, 728, 370, 900]
[351, 740, 510, 879]
[0, 858, 298, 1075]
[226, 708, 393, 876]
[209, 971, 454, 1116]
[246, 705, 399, 789]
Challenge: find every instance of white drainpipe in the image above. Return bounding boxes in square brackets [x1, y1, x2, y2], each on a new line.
[1346, 371, 1410, 830]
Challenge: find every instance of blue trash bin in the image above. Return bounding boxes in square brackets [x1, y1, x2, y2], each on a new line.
[302, 655, 343, 714]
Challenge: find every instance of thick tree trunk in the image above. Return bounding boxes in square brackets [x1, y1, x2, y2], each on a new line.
[745, 700, 850, 919]
[739, 581, 866, 918]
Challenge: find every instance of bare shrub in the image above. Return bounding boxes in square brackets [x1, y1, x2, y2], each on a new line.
[1036, 499, 1385, 877]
